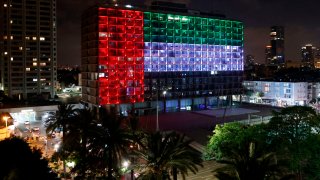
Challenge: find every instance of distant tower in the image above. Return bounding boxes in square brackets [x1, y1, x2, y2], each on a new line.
[269, 26, 285, 65]
[265, 45, 272, 65]
[301, 44, 316, 67]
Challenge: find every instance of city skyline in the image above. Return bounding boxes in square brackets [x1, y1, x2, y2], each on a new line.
[58, 0, 320, 65]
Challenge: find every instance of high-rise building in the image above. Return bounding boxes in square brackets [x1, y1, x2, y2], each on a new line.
[269, 26, 285, 65]
[301, 44, 316, 67]
[81, 2, 244, 112]
[265, 45, 272, 64]
[0, 0, 57, 100]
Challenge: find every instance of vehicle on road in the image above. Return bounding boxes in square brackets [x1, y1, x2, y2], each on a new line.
[24, 121, 30, 125]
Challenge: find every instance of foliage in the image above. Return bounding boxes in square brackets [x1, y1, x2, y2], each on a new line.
[204, 122, 267, 160]
[86, 107, 133, 178]
[267, 106, 320, 178]
[0, 137, 57, 179]
[214, 142, 286, 180]
[136, 131, 203, 180]
[205, 106, 320, 180]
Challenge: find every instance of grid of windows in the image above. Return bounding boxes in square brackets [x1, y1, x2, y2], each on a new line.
[98, 8, 144, 105]
[143, 12, 243, 72]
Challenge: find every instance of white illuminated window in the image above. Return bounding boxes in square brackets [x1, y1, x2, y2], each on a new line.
[26, 68, 30, 71]
[32, 37, 37, 40]
[33, 78, 37, 82]
[4, 4, 7, 7]
[10, 36, 13, 39]
[19, 46, 23, 50]
[4, 52, 7, 55]
[10, 57, 13, 61]
[40, 63, 46, 66]
[10, 20, 13, 24]
[40, 78, 46, 81]
[99, 73, 105, 77]
[33, 58, 37, 61]
[48, 58, 51, 61]
[3, 36, 7, 39]
[25, 37, 30, 40]
[33, 62, 37, 66]
[40, 37, 45, 41]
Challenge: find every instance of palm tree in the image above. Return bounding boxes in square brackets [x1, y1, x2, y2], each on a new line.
[68, 107, 99, 176]
[45, 103, 77, 176]
[136, 131, 203, 180]
[213, 141, 290, 180]
[88, 106, 132, 179]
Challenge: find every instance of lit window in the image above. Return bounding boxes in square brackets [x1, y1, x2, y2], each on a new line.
[40, 78, 46, 81]
[48, 58, 51, 61]
[3, 36, 7, 39]
[10, 20, 12, 24]
[33, 58, 37, 61]
[40, 37, 45, 41]
[4, 4, 7, 7]
[10, 36, 13, 39]
[33, 62, 37, 66]
[32, 37, 37, 40]
[10, 57, 13, 61]
[4, 52, 7, 55]
[40, 63, 46, 66]
[25, 37, 30, 40]
[26, 68, 30, 71]
[19, 47, 23, 50]
[33, 78, 37, 82]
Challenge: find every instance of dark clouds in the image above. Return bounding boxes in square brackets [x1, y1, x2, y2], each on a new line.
[57, 0, 320, 65]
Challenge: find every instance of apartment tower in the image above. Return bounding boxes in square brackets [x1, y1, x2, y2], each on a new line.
[0, 0, 57, 100]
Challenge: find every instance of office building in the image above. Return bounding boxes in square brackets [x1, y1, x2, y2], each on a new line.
[81, 2, 244, 112]
[0, 0, 57, 100]
[268, 26, 285, 65]
[301, 44, 316, 67]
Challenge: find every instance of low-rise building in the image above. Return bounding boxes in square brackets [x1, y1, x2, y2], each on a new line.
[243, 81, 310, 107]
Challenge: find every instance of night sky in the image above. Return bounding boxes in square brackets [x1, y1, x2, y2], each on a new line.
[57, 0, 320, 66]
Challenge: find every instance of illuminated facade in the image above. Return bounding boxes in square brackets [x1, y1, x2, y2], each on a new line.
[82, 5, 244, 110]
[0, 0, 57, 99]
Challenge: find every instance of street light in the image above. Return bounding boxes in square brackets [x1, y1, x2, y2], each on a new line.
[156, 90, 167, 131]
[156, 89, 159, 131]
[2, 116, 9, 137]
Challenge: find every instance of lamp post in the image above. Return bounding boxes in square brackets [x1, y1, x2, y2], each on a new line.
[3, 116, 9, 137]
[156, 89, 159, 131]
[163, 91, 167, 113]
[156, 90, 167, 131]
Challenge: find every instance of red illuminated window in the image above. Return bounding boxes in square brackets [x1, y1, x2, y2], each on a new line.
[98, 8, 144, 105]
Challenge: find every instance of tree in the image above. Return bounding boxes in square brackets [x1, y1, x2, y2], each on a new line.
[87, 107, 132, 179]
[0, 137, 57, 179]
[136, 131, 203, 180]
[213, 141, 288, 180]
[205, 123, 290, 179]
[204, 122, 257, 160]
[67, 107, 99, 177]
[45, 103, 77, 176]
[267, 106, 320, 179]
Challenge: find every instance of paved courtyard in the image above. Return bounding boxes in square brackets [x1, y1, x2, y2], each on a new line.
[138, 104, 281, 179]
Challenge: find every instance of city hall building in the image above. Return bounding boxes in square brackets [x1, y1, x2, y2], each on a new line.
[81, 1, 244, 113]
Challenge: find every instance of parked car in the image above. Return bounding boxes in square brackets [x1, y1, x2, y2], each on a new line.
[24, 121, 30, 125]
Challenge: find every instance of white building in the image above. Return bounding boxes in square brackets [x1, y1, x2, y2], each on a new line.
[243, 81, 310, 107]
